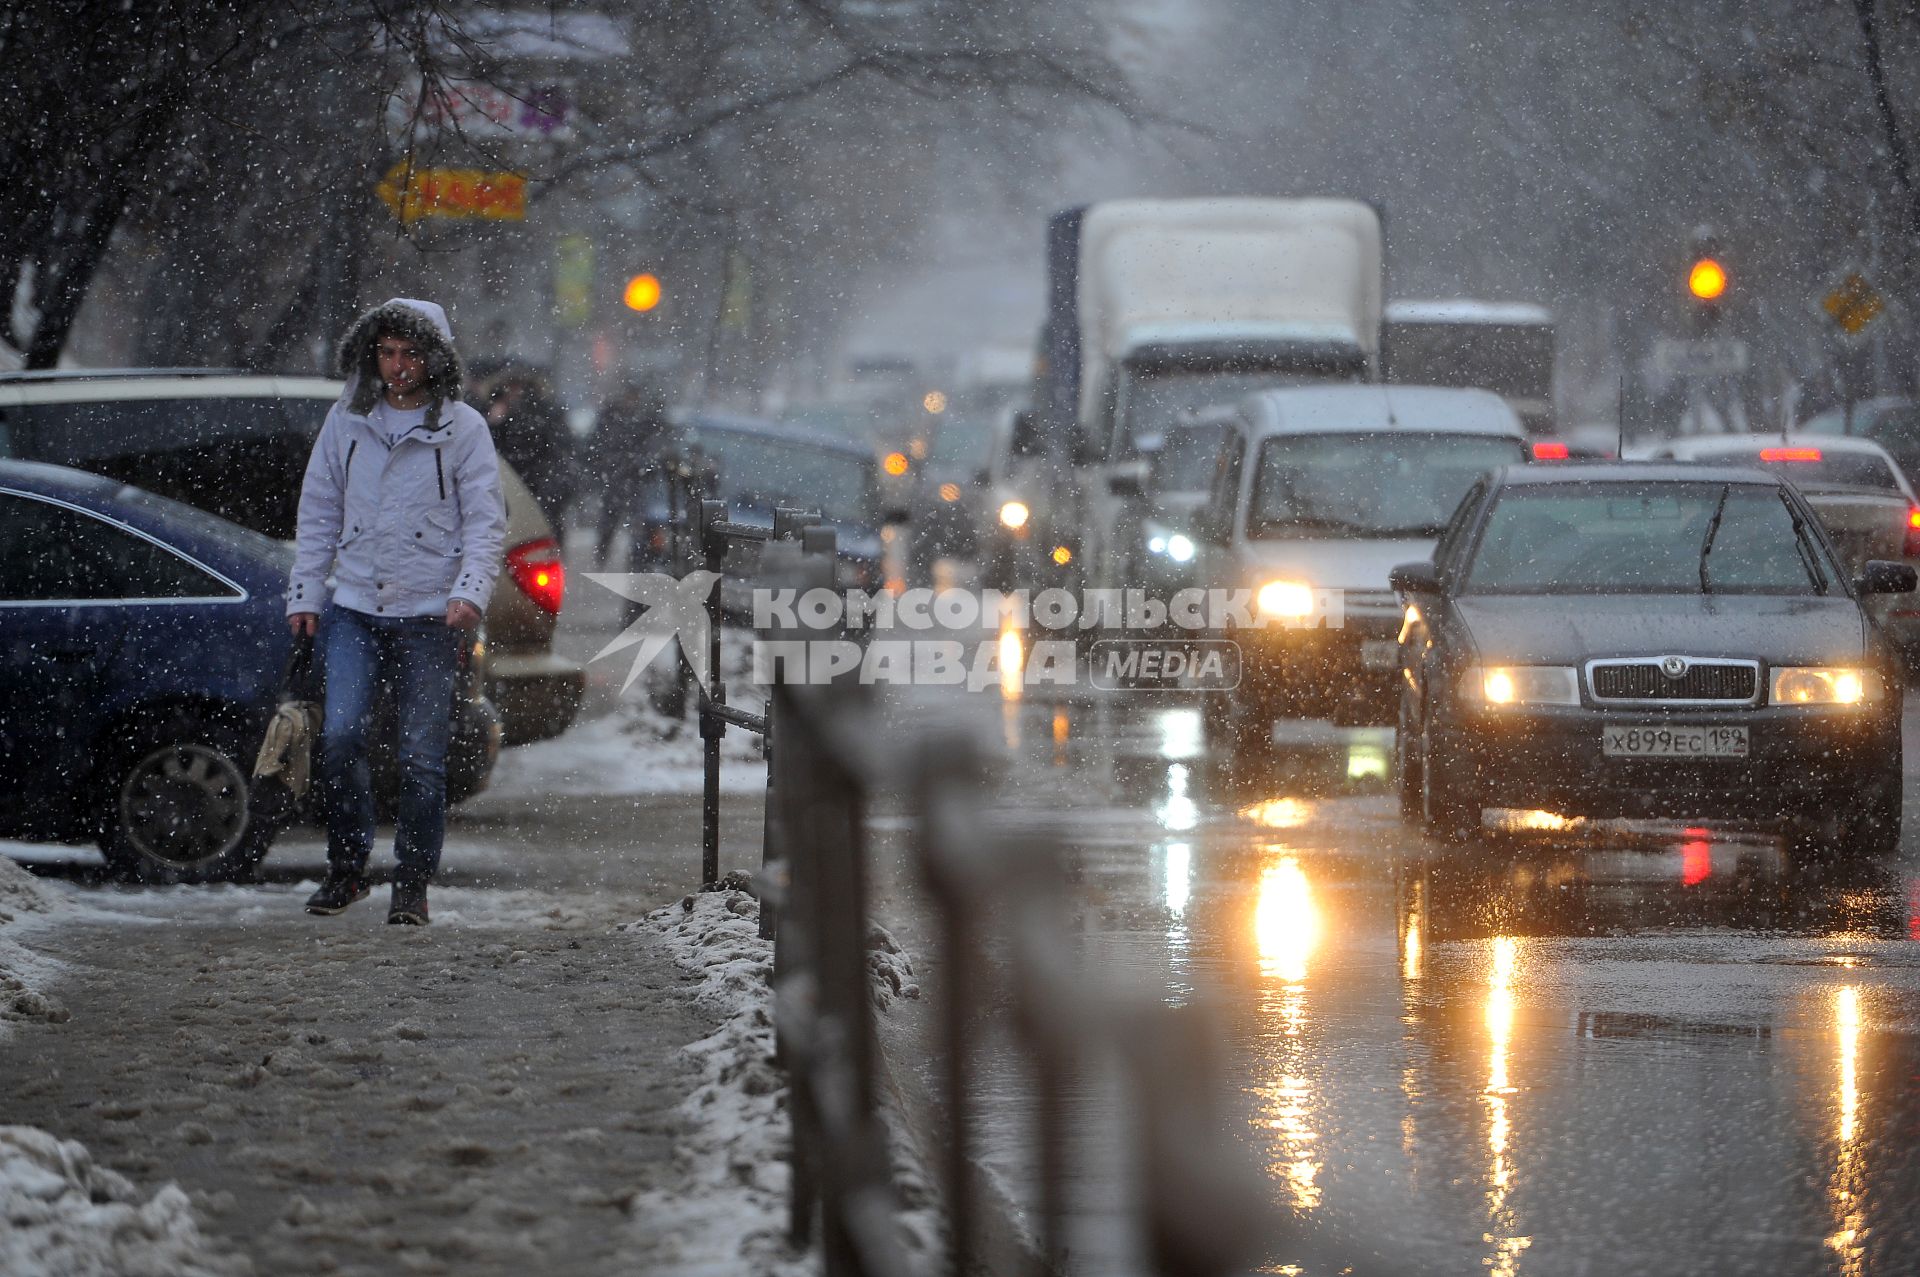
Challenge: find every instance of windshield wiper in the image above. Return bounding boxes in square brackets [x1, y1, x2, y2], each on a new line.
[1779, 498, 1827, 591]
[1697, 484, 1730, 593]
[1256, 514, 1372, 534]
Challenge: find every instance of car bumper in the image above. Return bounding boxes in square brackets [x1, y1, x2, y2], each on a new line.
[488, 652, 586, 747]
[1235, 611, 1403, 721]
[1433, 702, 1900, 820]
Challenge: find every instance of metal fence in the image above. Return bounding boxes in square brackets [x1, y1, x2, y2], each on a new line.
[737, 530, 1279, 1277]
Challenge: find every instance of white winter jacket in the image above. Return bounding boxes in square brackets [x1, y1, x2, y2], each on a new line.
[288, 396, 507, 618]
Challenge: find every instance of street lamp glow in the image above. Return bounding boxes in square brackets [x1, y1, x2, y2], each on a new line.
[623, 273, 662, 312]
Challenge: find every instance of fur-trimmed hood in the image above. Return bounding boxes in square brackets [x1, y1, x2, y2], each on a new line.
[335, 298, 464, 418]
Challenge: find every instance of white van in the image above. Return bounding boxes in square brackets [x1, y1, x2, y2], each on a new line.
[1190, 385, 1527, 743]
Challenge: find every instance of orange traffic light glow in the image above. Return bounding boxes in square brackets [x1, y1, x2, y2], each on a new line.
[623, 273, 662, 312]
[1688, 257, 1727, 301]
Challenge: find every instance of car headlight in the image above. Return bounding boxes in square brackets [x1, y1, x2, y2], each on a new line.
[1771, 666, 1874, 705]
[999, 500, 1030, 530]
[1148, 534, 1168, 555]
[1473, 665, 1580, 707]
[1256, 579, 1315, 620]
[1166, 534, 1195, 563]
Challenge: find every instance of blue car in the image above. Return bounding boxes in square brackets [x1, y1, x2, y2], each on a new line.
[0, 460, 498, 881]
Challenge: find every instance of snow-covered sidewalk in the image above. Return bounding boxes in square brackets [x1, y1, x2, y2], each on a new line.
[0, 853, 930, 1276]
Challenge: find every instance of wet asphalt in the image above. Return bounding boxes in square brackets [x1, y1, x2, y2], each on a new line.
[942, 690, 1920, 1275]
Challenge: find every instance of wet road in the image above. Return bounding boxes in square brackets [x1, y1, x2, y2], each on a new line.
[943, 691, 1920, 1275]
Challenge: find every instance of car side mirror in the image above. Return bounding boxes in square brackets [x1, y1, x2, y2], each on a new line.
[1389, 561, 1442, 595]
[1009, 410, 1044, 458]
[1855, 559, 1918, 594]
[1107, 459, 1149, 498]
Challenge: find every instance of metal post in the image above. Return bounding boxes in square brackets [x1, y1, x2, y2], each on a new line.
[700, 499, 728, 890]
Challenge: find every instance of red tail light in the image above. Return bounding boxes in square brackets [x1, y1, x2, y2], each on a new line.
[1531, 441, 1570, 460]
[1759, 446, 1822, 462]
[1905, 507, 1920, 559]
[506, 538, 565, 614]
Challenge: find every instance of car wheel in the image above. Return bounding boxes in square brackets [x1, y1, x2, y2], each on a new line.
[100, 715, 276, 884]
[1420, 723, 1480, 841]
[1395, 692, 1423, 824]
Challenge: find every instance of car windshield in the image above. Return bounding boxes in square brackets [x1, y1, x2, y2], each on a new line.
[693, 429, 873, 524]
[1247, 432, 1525, 538]
[1464, 481, 1830, 595]
[1152, 421, 1234, 496]
[1115, 369, 1306, 455]
[1687, 448, 1902, 493]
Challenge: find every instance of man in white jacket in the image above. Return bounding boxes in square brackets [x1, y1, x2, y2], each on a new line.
[288, 298, 506, 924]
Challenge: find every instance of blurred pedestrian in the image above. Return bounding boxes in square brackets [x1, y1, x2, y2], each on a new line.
[287, 298, 506, 925]
[476, 366, 576, 527]
[588, 378, 675, 565]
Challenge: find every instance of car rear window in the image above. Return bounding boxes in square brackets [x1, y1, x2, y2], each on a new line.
[693, 430, 874, 525]
[1247, 432, 1525, 538]
[3, 396, 330, 539]
[1690, 447, 1902, 493]
[1465, 481, 1831, 595]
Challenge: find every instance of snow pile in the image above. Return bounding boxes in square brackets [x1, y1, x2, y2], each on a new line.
[865, 922, 922, 1008]
[622, 889, 934, 1273]
[0, 856, 69, 1034]
[484, 693, 767, 799]
[0, 1126, 248, 1277]
[619, 889, 804, 1274]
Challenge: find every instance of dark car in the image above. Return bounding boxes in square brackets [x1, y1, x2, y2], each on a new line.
[625, 412, 884, 598]
[1391, 463, 1912, 855]
[0, 460, 499, 882]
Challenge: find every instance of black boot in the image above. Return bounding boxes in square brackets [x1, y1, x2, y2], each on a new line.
[388, 878, 430, 926]
[305, 869, 370, 915]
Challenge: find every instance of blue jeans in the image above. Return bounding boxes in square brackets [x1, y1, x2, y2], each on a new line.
[319, 605, 461, 884]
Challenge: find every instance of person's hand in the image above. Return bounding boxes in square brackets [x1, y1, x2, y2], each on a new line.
[289, 612, 318, 638]
[446, 599, 483, 630]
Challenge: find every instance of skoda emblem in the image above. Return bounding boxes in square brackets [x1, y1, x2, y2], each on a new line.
[1661, 655, 1688, 678]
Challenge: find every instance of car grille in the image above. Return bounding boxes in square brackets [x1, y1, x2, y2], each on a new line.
[1590, 660, 1757, 702]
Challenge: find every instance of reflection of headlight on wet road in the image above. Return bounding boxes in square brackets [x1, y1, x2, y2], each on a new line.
[1256, 579, 1314, 619]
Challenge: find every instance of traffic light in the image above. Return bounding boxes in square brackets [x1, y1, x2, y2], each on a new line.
[1688, 256, 1727, 301]
[623, 273, 662, 312]
[1685, 227, 1726, 334]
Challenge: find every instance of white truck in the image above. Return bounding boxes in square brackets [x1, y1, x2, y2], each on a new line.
[1033, 197, 1386, 594]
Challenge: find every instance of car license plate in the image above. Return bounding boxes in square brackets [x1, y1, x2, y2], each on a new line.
[1601, 725, 1748, 758]
[1360, 639, 1399, 671]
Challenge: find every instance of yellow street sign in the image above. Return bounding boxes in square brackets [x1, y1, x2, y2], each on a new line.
[1822, 273, 1885, 337]
[376, 163, 526, 224]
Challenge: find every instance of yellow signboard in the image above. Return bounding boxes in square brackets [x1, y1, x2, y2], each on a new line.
[1822, 273, 1885, 337]
[376, 163, 526, 224]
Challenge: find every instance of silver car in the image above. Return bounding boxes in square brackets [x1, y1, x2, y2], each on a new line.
[1190, 384, 1528, 746]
